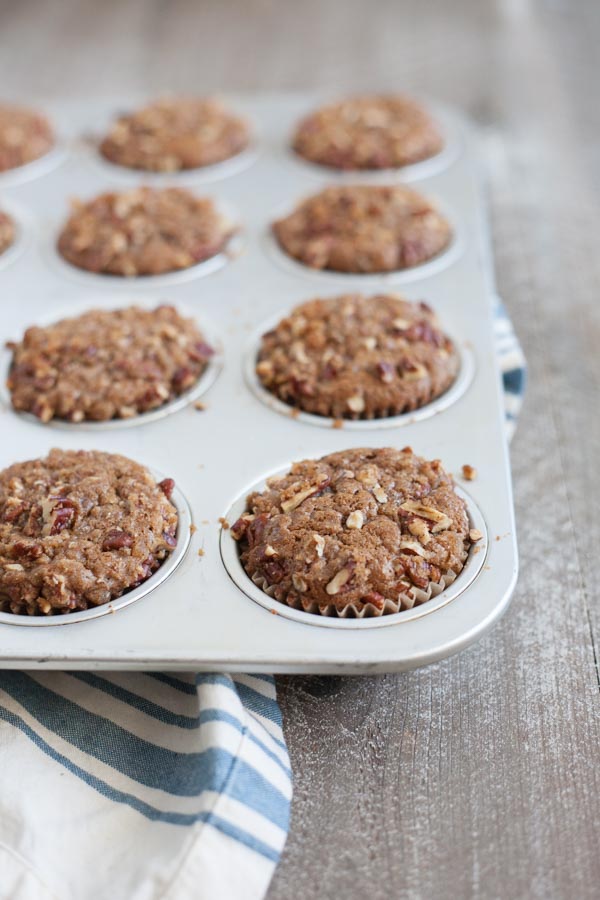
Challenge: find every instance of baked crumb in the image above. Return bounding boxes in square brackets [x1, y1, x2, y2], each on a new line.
[461, 464, 477, 481]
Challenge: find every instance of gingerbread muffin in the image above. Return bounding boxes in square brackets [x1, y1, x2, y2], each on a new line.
[57, 187, 234, 277]
[256, 294, 458, 419]
[272, 185, 451, 273]
[232, 447, 473, 617]
[100, 97, 250, 172]
[0, 210, 15, 256]
[0, 448, 178, 616]
[0, 103, 54, 172]
[293, 95, 443, 170]
[7, 304, 214, 423]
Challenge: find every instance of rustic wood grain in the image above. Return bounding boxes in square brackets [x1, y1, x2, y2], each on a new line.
[0, 1, 598, 898]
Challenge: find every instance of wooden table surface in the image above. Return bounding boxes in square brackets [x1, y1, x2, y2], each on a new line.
[1, 1, 599, 897]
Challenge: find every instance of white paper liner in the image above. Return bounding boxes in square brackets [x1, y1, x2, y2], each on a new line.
[250, 565, 460, 619]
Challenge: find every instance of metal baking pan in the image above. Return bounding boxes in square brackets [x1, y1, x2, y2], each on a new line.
[0, 93, 518, 672]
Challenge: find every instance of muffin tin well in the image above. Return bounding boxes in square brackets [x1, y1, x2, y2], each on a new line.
[287, 101, 462, 184]
[0, 295, 223, 431]
[263, 194, 464, 287]
[0, 139, 67, 189]
[243, 308, 475, 430]
[220, 468, 488, 629]
[43, 195, 243, 289]
[0, 94, 518, 671]
[0, 473, 192, 628]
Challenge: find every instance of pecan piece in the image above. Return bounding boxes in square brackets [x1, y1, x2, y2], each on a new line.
[280, 478, 331, 513]
[376, 361, 395, 383]
[189, 341, 215, 361]
[11, 540, 43, 560]
[158, 478, 175, 500]
[231, 515, 252, 540]
[102, 529, 134, 551]
[398, 539, 427, 557]
[325, 560, 356, 596]
[263, 559, 286, 584]
[400, 500, 452, 532]
[162, 530, 177, 548]
[362, 591, 385, 610]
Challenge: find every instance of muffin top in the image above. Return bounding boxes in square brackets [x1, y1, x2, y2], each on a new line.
[7, 304, 214, 423]
[100, 96, 250, 172]
[0, 448, 178, 616]
[256, 294, 459, 419]
[0, 103, 54, 172]
[272, 185, 451, 273]
[293, 94, 443, 170]
[232, 447, 472, 617]
[57, 187, 234, 277]
[0, 210, 15, 255]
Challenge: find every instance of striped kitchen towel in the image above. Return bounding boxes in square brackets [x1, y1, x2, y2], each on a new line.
[0, 302, 525, 900]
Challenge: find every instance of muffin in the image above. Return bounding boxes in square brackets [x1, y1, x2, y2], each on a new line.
[272, 185, 451, 273]
[100, 97, 250, 172]
[57, 187, 234, 277]
[256, 294, 458, 419]
[0, 210, 15, 255]
[231, 446, 473, 617]
[0, 448, 178, 616]
[0, 103, 54, 172]
[7, 304, 215, 423]
[293, 95, 443, 170]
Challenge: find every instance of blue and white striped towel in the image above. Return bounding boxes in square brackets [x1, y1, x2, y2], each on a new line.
[0, 301, 525, 900]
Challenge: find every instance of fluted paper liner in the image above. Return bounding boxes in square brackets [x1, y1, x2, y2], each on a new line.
[250, 567, 459, 619]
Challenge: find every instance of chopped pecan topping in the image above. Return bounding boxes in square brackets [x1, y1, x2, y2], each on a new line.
[345, 510, 364, 529]
[325, 561, 355, 596]
[158, 478, 175, 500]
[280, 478, 331, 513]
[400, 500, 452, 532]
[102, 529, 134, 551]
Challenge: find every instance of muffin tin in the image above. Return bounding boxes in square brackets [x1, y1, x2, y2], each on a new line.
[0, 94, 518, 672]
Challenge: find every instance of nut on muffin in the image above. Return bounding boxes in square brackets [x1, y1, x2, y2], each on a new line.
[0, 103, 54, 172]
[0, 449, 178, 616]
[57, 187, 234, 277]
[256, 294, 458, 419]
[272, 185, 451, 273]
[7, 304, 215, 423]
[100, 96, 250, 172]
[232, 447, 473, 617]
[293, 94, 443, 170]
[0, 210, 15, 255]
